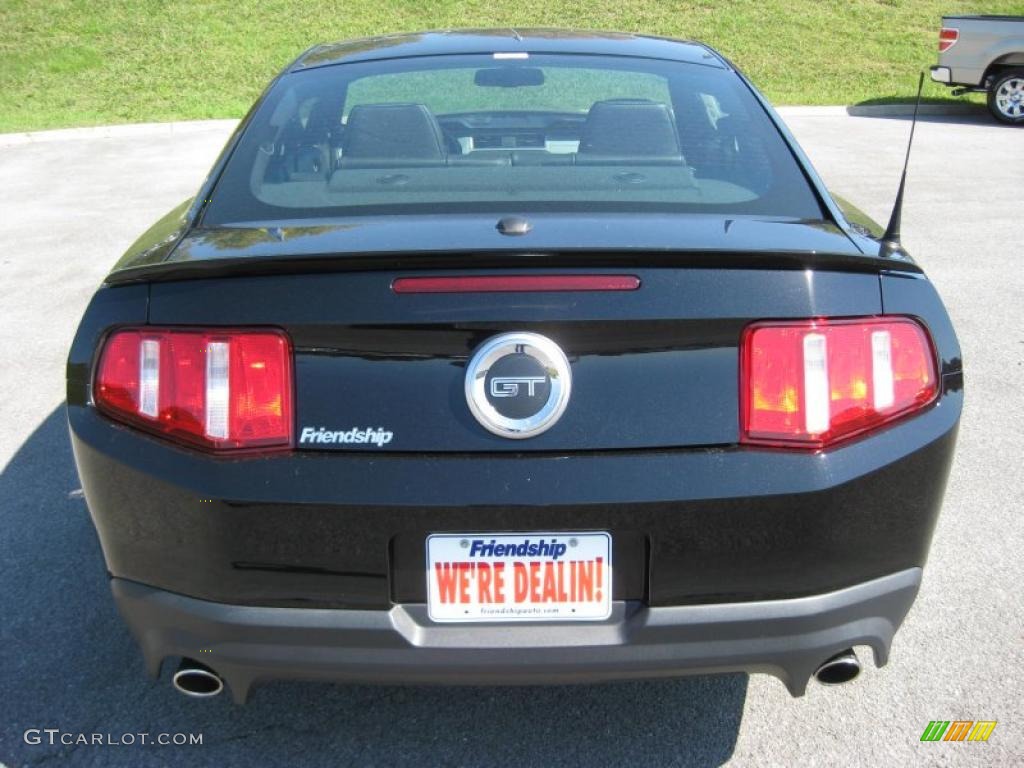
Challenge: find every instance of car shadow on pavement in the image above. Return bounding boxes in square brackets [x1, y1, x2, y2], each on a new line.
[2, 407, 747, 768]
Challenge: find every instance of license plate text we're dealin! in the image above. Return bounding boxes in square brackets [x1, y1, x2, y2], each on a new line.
[426, 533, 612, 622]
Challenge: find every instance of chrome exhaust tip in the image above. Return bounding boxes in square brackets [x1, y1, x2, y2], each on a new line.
[172, 659, 224, 698]
[814, 649, 861, 686]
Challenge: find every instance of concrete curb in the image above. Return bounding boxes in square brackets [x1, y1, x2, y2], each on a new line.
[778, 104, 983, 117]
[0, 119, 239, 148]
[0, 102, 986, 148]
[844, 103, 984, 117]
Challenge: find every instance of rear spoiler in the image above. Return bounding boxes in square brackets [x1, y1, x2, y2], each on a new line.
[105, 248, 922, 286]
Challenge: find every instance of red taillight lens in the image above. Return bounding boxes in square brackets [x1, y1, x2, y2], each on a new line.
[95, 328, 293, 451]
[939, 27, 959, 52]
[741, 317, 938, 448]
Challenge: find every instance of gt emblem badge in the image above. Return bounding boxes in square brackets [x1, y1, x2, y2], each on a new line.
[489, 376, 547, 398]
[465, 332, 572, 439]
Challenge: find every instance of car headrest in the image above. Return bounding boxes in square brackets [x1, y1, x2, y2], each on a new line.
[304, 100, 340, 143]
[342, 103, 446, 162]
[579, 99, 682, 158]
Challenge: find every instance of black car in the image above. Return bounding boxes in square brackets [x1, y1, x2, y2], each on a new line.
[67, 29, 962, 703]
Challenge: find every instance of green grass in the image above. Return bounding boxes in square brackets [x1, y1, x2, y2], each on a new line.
[0, 0, 1013, 132]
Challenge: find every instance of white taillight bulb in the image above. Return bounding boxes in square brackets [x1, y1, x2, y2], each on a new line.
[802, 333, 830, 435]
[871, 330, 895, 410]
[139, 339, 160, 418]
[205, 341, 230, 439]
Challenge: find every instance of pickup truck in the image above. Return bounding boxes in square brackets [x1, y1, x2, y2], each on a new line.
[930, 15, 1024, 124]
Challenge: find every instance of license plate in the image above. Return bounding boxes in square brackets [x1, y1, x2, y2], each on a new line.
[426, 532, 612, 622]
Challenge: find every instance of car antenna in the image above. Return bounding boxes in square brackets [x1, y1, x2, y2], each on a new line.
[879, 72, 925, 258]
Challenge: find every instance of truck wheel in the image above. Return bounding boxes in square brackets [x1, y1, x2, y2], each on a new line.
[988, 69, 1024, 125]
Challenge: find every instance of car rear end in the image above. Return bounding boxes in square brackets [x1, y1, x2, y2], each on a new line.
[67, 33, 962, 702]
[930, 15, 1024, 123]
[930, 15, 1024, 85]
[931, 17, 970, 88]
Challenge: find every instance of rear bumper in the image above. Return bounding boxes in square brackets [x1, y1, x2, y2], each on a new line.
[71, 389, 960, 610]
[930, 63, 986, 89]
[113, 568, 921, 702]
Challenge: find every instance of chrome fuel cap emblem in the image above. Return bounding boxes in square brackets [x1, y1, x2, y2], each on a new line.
[465, 332, 572, 439]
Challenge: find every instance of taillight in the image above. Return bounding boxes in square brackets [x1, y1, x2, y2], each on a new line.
[95, 328, 293, 451]
[741, 317, 938, 448]
[939, 27, 959, 52]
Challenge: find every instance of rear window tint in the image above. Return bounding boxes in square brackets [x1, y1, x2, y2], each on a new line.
[204, 54, 823, 224]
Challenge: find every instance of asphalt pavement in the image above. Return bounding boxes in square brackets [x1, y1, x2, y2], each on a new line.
[0, 109, 1021, 767]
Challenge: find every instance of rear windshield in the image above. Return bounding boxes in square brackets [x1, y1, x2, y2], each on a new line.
[203, 53, 823, 224]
